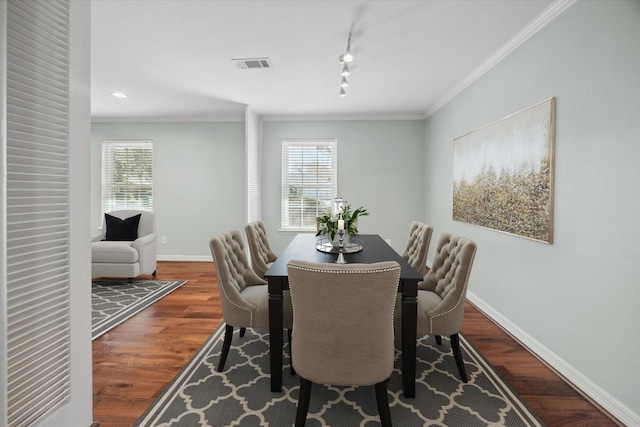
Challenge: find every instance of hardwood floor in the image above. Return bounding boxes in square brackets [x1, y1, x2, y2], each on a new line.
[92, 261, 619, 426]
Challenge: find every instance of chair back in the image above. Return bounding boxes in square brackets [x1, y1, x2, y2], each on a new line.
[401, 221, 433, 274]
[287, 260, 400, 387]
[209, 230, 266, 326]
[420, 233, 477, 334]
[245, 220, 278, 278]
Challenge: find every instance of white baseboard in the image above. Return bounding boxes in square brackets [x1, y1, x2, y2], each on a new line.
[157, 255, 212, 262]
[467, 291, 638, 427]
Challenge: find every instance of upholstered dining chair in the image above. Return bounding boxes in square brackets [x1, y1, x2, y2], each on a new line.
[401, 221, 433, 275]
[287, 260, 401, 427]
[209, 230, 293, 371]
[396, 232, 477, 382]
[244, 220, 278, 279]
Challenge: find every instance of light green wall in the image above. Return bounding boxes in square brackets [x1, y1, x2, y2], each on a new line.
[91, 121, 245, 259]
[424, 1, 639, 421]
[261, 120, 426, 253]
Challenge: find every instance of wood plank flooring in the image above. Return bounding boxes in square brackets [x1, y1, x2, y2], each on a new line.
[92, 261, 619, 426]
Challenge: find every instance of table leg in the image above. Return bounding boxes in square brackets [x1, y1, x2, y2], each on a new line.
[268, 279, 284, 392]
[401, 284, 417, 398]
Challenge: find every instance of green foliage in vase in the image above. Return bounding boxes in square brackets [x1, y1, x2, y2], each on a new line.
[316, 204, 369, 240]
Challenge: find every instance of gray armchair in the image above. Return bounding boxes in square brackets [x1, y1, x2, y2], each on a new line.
[209, 230, 292, 371]
[287, 260, 401, 427]
[244, 220, 278, 279]
[396, 232, 477, 382]
[401, 221, 433, 275]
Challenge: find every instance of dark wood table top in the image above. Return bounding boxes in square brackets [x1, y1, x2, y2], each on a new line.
[265, 234, 423, 282]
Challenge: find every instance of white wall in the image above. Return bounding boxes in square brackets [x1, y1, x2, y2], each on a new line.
[261, 120, 426, 254]
[423, 1, 639, 423]
[91, 121, 245, 260]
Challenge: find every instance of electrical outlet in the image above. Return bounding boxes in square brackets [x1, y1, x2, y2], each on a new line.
[161, 236, 167, 245]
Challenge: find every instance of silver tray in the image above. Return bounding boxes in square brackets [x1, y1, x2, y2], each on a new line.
[316, 237, 363, 254]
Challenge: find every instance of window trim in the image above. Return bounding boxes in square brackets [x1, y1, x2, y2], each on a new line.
[101, 140, 154, 213]
[281, 139, 337, 232]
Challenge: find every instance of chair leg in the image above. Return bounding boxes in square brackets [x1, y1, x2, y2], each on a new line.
[295, 378, 312, 427]
[152, 270, 157, 277]
[375, 380, 392, 427]
[217, 324, 234, 372]
[239, 327, 246, 337]
[450, 333, 468, 382]
[435, 335, 442, 345]
[288, 329, 296, 376]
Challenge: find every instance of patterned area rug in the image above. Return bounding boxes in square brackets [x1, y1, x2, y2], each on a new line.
[92, 280, 187, 340]
[134, 326, 544, 426]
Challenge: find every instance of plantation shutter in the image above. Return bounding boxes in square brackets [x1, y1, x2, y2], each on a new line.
[102, 140, 153, 212]
[281, 139, 337, 230]
[3, 1, 72, 426]
[246, 108, 261, 222]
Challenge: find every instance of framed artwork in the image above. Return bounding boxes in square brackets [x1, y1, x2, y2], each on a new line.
[453, 97, 556, 243]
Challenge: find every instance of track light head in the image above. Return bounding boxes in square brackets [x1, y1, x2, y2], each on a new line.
[339, 87, 346, 97]
[341, 64, 350, 77]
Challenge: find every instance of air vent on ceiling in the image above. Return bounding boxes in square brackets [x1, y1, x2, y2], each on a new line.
[234, 57, 272, 69]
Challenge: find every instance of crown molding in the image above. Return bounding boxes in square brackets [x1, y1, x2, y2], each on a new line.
[424, 0, 577, 119]
[91, 115, 245, 124]
[260, 113, 426, 122]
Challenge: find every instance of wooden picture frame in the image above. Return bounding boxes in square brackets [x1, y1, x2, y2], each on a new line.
[453, 98, 556, 243]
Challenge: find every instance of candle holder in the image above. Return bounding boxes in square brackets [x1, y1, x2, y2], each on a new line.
[336, 229, 346, 264]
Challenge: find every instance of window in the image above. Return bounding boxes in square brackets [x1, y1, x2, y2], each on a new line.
[102, 140, 153, 212]
[281, 139, 337, 230]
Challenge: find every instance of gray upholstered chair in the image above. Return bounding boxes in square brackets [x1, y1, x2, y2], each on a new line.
[396, 232, 477, 382]
[401, 221, 433, 275]
[287, 260, 401, 427]
[244, 220, 278, 279]
[91, 209, 157, 281]
[209, 230, 293, 371]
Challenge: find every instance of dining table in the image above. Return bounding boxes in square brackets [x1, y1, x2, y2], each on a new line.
[264, 233, 423, 398]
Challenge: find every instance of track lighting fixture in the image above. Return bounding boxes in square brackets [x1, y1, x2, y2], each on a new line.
[341, 32, 353, 63]
[338, 32, 353, 97]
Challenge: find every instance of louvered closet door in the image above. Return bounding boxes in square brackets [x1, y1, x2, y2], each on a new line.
[246, 107, 261, 222]
[2, 1, 72, 426]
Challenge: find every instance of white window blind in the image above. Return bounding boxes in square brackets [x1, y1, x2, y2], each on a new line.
[281, 139, 337, 230]
[102, 140, 153, 212]
[4, 1, 72, 426]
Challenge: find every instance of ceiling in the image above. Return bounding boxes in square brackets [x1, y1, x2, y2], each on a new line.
[91, 0, 557, 121]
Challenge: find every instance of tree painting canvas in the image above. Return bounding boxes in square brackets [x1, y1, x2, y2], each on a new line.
[453, 98, 556, 243]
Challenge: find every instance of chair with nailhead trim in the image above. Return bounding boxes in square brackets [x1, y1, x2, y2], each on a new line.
[287, 260, 401, 427]
[245, 220, 278, 279]
[401, 221, 434, 275]
[395, 232, 477, 382]
[209, 230, 293, 371]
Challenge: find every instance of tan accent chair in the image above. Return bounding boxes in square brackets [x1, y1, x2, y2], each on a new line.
[209, 230, 293, 371]
[396, 232, 477, 382]
[287, 260, 401, 427]
[91, 209, 157, 281]
[401, 221, 433, 275]
[244, 220, 278, 279]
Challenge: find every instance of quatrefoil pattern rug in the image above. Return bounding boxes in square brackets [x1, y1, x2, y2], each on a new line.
[92, 280, 187, 340]
[135, 327, 544, 426]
